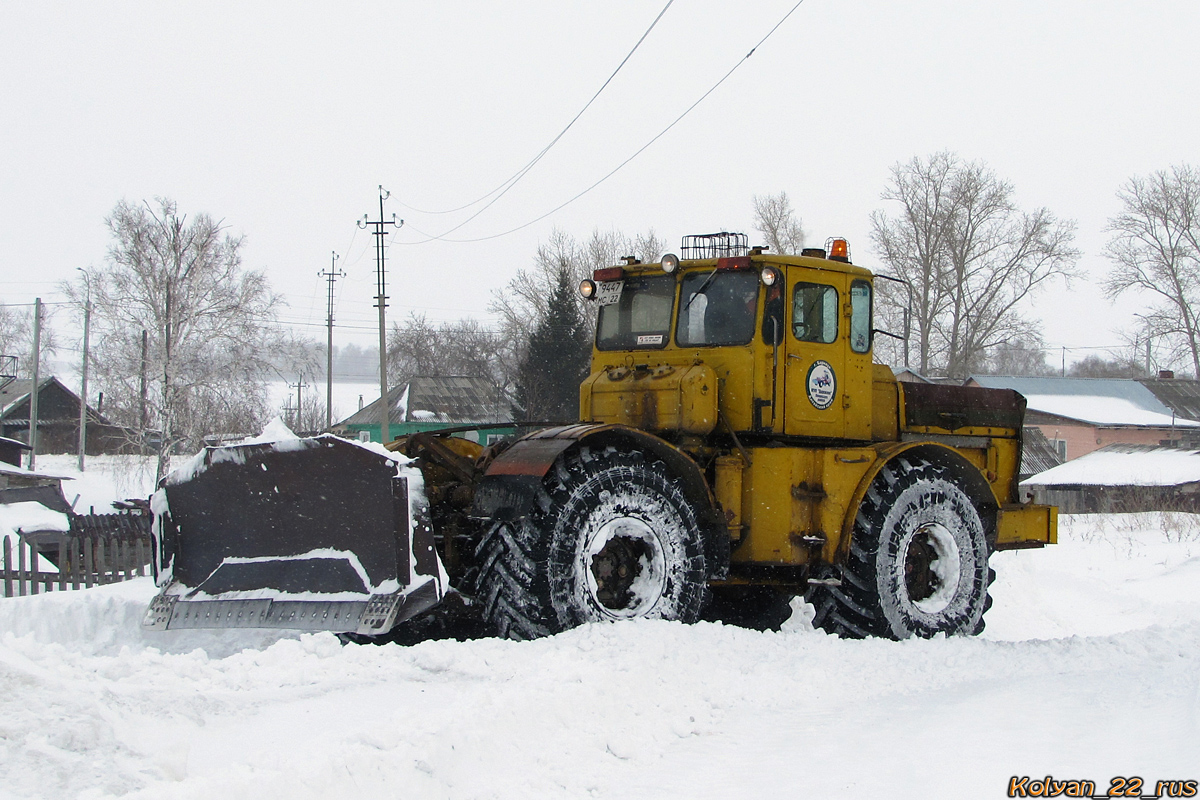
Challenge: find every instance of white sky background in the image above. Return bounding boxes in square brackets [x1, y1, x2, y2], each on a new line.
[2, 0, 1198, 372]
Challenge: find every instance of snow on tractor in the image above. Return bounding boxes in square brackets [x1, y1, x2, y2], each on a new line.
[144, 233, 1057, 641]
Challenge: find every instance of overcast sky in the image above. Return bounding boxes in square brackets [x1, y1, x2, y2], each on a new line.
[3, 1, 1198, 372]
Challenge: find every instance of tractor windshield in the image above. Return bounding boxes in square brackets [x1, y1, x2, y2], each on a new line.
[595, 275, 675, 350]
[676, 270, 759, 347]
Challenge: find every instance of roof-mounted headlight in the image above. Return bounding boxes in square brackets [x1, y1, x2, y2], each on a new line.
[661, 253, 679, 274]
[579, 279, 597, 300]
[760, 267, 780, 287]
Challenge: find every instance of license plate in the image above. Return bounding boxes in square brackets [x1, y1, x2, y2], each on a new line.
[596, 280, 624, 306]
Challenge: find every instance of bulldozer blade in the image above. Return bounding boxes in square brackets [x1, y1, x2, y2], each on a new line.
[144, 435, 445, 635]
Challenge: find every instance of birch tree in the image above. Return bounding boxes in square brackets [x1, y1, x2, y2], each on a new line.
[752, 191, 806, 255]
[69, 198, 295, 481]
[870, 152, 1079, 379]
[1104, 164, 1200, 377]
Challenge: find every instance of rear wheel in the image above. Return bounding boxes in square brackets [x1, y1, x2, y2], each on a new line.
[474, 447, 709, 640]
[809, 456, 992, 639]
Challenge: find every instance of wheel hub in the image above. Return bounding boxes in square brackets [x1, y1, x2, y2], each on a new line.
[902, 522, 961, 615]
[584, 517, 666, 619]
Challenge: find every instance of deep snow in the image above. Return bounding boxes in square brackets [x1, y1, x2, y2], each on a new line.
[1, 461, 1198, 798]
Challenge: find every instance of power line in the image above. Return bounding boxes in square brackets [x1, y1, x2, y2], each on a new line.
[394, 0, 675, 220]
[402, 0, 809, 245]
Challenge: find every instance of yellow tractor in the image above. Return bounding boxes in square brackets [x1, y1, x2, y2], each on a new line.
[144, 232, 1056, 641]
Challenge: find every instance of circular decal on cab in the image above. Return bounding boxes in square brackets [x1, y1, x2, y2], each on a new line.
[806, 360, 837, 410]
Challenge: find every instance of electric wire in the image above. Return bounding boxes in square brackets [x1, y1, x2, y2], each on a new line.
[394, 0, 675, 218]
[402, 0, 809, 245]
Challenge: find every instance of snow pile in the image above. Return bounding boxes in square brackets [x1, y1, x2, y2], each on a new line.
[0, 514, 1197, 798]
[0, 501, 70, 575]
[237, 416, 302, 446]
[0, 500, 70, 535]
[37, 453, 158, 512]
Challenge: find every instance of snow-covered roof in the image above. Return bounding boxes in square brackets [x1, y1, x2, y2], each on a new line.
[1023, 444, 1200, 487]
[0, 462, 73, 481]
[1140, 377, 1200, 422]
[972, 376, 1200, 428]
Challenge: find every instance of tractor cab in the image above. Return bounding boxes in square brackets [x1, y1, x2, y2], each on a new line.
[579, 232, 877, 445]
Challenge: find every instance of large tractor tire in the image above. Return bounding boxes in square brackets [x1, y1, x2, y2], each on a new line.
[809, 455, 993, 639]
[474, 447, 709, 640]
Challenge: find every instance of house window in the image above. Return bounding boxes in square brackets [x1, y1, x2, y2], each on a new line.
[1049, 439, 1067, 460]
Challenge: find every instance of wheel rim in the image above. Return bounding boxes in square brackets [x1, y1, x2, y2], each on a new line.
[902, 522, 962, 615]
[583, 516, 667, 619]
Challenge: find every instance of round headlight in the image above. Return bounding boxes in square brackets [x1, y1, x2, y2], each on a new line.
[760, 267, 780, 286]
[579, 279, 597, 299]
[661, 253, 679, 274]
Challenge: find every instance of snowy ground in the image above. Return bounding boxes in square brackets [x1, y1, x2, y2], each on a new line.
[1, 464, 1198, 798]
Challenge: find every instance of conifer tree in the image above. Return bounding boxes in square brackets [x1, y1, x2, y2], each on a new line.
[513, 266, 591, 422]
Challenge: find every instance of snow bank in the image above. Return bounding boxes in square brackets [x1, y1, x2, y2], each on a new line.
[0, 515, 1197, 799]
[37, 453, 158, 512]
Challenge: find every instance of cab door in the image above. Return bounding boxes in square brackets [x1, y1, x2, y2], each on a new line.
[783, 273, 846, 439]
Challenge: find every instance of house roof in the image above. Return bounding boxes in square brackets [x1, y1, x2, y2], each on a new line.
[338, 376, 509, 427]
[1022, 443, 1200, 488]
[0, 378, 45, 416]
[1021, 426, 1063, 476]
[1139, 378, 1200, 422]
[0, 376, 111, 425]
[970, 375, 1200, 428]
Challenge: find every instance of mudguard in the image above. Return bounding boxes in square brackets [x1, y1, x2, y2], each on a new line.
[143, 434, 446, 635]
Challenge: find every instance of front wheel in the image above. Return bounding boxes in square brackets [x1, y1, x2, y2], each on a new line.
[474, 447, 709, 640]
[809, 456, 992, 639]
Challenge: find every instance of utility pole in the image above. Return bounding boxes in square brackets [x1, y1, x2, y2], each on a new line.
[28, 298, 41, 471]
[358, 186, 402, 444]
[139, 330, 149, 431]
[77, 270, 92, 471]
[288, 378, 307, 431]
[319, 252, 344, 430]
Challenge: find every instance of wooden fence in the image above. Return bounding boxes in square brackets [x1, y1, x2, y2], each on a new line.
[2, 517, 153, 598]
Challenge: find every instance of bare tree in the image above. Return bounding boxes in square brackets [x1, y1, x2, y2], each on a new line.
[387, 313, 507, 390]
[490, 227, 665, 387]
[1067, 353, 1145, 379]
[982, 336, 1055, 377]
[871, 152, 1080, 379]
[1104, 164, 1200, 377]
[0, 303, 57, 378]
[752, 191, 805, 255]
[66, 198, 297, 481]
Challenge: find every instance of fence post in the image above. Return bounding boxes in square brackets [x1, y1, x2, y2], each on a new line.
[97, 538, 107, 586]
[30, 544, 39, 595]
[58, 537, 66, 592]
[137, 538, 146, 578]
[18, 532, 26, 597]
[70, 535, 80, 591]
[84, 536, 94, 589]
[2, 536, 11, 598]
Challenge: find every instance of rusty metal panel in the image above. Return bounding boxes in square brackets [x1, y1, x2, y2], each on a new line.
[901, 383, 1026, 431]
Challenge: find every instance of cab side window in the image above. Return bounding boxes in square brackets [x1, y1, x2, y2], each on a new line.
[850, 280, 872, 353]
[792, 282, 838, 344]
